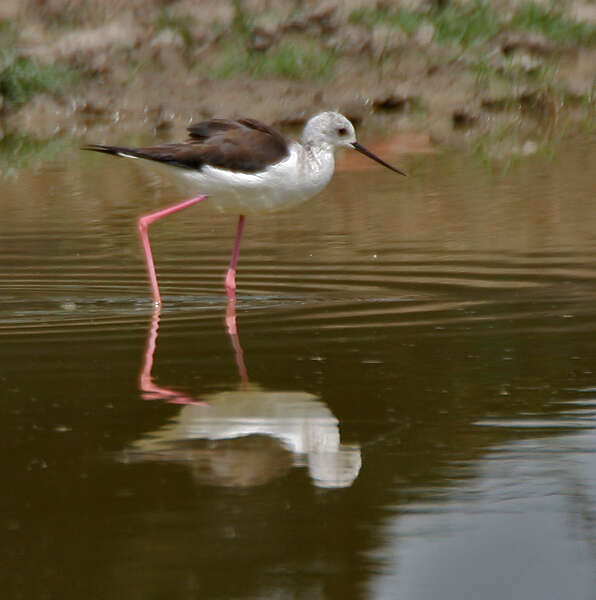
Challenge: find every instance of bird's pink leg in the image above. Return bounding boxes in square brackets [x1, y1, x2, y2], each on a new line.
[225, 215, 245, 299]
[137, 195, 208, 305]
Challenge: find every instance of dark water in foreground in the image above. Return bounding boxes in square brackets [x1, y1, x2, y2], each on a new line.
[2, 139, 596, 599]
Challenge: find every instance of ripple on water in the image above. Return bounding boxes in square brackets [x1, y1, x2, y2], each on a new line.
[2, 246, 596, 340]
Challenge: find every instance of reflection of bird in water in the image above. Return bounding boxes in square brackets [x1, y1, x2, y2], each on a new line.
[84, 112, 405, 304]
[125, 387, 361, 488]
[124, 300, 361, 489]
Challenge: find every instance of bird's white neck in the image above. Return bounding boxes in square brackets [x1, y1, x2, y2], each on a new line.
[303, 141, 335, 170]
[291, 142, 335, 199]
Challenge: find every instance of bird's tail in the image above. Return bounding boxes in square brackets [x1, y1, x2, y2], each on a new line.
[82, 144, 141, 158]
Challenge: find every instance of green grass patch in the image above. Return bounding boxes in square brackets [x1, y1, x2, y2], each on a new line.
[0, 50, 81, 106]
[510, 3, 596, 45]
[349, 1, 596, 47]
[231, 0, 253, 37]
[210, 41, 336, 80]
[349, 1, 500, 47]
[473, 55, 558, 89]
[432, 1, 500, 47]
[348, 6, 423, 35]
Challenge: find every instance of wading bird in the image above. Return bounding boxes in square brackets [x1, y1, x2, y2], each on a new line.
[84, 112, 405, 305]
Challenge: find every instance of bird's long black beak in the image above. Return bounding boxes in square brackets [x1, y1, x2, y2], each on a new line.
[351, 142, 406, 176]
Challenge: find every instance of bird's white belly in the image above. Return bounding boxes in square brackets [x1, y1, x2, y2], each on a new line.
[172, 144, 334, 215]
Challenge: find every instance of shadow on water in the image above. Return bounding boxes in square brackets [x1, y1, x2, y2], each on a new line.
[2, 137, 596, 599]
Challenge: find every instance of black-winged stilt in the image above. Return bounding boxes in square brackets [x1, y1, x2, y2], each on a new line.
[84, 112, 405, 305]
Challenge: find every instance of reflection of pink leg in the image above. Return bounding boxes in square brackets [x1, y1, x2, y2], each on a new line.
[225, 296, 249, 387]
[225, 215, 245, 298]
[139, 307, 206, 404]
[137, 195, 208, 305]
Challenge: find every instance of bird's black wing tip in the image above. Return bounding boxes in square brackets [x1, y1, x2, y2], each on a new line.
[81, 144, 122, 156]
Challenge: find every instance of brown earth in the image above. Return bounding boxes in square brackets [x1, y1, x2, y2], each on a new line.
[1, 0, 595, 157]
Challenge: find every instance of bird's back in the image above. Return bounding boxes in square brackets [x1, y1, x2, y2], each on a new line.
[84, 118, 290, 174]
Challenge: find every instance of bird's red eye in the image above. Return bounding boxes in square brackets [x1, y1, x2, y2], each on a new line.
[337, 127, 348, 135]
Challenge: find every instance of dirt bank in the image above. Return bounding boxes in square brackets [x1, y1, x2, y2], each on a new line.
[1, 0, 595, 159]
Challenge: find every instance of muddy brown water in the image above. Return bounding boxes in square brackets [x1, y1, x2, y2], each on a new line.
[2, 138, 596, 599]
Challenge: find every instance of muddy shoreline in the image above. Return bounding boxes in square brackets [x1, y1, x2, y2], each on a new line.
[1, 1, 595, 160]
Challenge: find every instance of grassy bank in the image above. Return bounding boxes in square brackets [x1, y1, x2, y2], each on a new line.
[0, 0, 594, 165]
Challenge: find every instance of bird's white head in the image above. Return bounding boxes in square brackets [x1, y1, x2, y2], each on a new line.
[301, 112, 357, 150]
[302, 111, 407, 175]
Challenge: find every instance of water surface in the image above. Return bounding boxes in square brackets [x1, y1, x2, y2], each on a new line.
[2, 138, 596, 599]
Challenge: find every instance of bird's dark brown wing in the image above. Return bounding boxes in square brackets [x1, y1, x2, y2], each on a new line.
[84, 118, 290, 174]
[186, 118, 245, 141]
[186, 117, 289, 172]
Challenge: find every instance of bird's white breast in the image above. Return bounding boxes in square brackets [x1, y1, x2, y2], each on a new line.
[172, 142, 335, 215]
